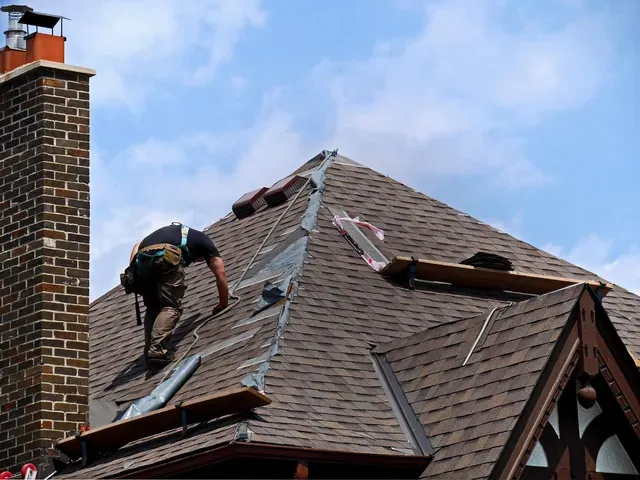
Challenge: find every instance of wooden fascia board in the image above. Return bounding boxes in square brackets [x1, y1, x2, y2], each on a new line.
[56, 387, 270, 460]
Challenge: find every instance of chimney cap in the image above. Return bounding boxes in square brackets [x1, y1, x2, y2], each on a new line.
[0, 5, 33, 13]
[18, 9, 69, 29]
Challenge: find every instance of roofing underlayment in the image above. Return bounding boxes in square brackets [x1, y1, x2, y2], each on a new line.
[62, 152, 640, 478]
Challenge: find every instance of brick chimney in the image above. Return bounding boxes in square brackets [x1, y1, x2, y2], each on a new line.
[0, 4, 95, 475]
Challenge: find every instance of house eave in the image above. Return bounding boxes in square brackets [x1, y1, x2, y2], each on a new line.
[117, 441, 432, 479]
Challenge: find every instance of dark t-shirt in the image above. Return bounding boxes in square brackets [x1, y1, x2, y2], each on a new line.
[139, 224, 220, 266]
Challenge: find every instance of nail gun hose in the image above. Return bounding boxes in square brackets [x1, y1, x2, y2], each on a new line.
[159, 150, 337, 383]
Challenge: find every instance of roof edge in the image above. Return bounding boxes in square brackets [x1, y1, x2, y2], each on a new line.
[117, 441, 432, 479]
[585, 284, 640, 383]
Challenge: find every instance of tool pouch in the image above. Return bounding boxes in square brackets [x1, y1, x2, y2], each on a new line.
[162, 244, 182, 266]
[120, 263, 140, 295]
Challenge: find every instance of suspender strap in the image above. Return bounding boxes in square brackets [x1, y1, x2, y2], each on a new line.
[180, 225, 189, 249]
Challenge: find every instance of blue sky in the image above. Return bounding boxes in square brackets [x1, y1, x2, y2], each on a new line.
[4, 0, 638, 300]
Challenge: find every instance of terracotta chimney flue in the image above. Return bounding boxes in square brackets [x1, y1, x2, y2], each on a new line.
[0, 4, 68, 74]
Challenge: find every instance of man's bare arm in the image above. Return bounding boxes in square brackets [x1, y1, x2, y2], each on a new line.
[207, 256, 229, 313]
[130, 242, 140, 263]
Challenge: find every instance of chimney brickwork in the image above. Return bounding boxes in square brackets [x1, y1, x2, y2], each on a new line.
[0, 61, 94, 473]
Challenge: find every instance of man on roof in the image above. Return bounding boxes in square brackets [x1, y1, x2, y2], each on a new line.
[126, 222, 229, 366]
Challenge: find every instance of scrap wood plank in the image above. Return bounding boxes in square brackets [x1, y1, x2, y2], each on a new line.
[55, 387, 270, 460]
[381, 256, 613, 297]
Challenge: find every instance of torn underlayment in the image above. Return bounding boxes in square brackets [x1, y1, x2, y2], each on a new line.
[243, 233, 307, 287]
[240, 266, 296, 393]
[240, 281, 296, 394]
[112, 354, 201, 422]
[237, 153, 337, 394]
[300, 167, 327, 232]
[253, 274, 292, 315]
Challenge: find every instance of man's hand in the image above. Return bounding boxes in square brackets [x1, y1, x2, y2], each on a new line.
[212, 302, 228, 315]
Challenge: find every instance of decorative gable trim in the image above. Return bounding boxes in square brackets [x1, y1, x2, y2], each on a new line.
[497, 286, 640, 479]
[513, 351, 580, 479]
[597, 348, 640, 439]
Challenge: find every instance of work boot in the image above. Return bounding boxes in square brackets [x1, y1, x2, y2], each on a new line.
[146, 349, 175, 366]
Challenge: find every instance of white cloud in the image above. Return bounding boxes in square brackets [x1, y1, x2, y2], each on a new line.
[186, 2, 266, 86]
[305, 0, 616, 190]
[231, 75, 248, 92]
[27, 0, 266, 109]
[124, 139, 189, 165]
[544, 234, 640, 295]
[491, 16, 614, 114]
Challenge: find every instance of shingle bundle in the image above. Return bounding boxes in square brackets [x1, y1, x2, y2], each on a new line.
[460, 251, 514, 271]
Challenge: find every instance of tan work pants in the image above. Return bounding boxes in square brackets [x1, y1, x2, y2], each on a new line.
[140, 255, 187, 359]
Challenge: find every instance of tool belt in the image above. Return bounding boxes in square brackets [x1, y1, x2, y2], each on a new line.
[137, 243, 183, 266]
[120, 223, 190, 327]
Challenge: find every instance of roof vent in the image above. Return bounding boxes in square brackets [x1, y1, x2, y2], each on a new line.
[460, 252, 513, 271]
[1, 5, 31, 50]
[232, 187, 268, 219]
[264, 175, 307, 207]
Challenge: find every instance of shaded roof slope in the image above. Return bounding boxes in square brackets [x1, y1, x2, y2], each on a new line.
[374, 283, 585, 479]
[76, 153, 640, 475]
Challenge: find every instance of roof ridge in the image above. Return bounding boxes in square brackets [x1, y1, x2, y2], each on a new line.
[237, 152, 338, 395]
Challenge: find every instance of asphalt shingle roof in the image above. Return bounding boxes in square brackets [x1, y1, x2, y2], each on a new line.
[374, 283, 585, 479]
[69, 154, 640, 477]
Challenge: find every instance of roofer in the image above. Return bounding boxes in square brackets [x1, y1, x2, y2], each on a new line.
[122, 222, 229, 366]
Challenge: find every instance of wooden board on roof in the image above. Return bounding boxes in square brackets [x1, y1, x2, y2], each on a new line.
[55, 387, 270, 461]
[380, 256, 613, 297]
